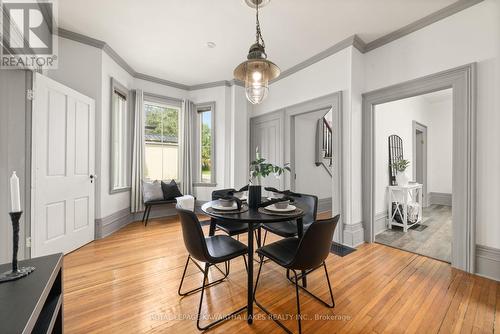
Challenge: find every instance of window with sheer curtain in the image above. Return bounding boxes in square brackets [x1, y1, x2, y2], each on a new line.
[143, 100, 180, 182]
[193, 102, 216, 186]
[110, 79, 131, 193]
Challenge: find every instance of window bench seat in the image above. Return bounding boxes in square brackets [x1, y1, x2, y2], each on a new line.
[142, 199, 177, 226]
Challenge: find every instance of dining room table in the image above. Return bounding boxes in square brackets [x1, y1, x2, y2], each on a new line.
[201, 200, 306, 324]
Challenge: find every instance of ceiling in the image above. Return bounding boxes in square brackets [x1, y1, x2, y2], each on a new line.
[58, 0, 458, 86]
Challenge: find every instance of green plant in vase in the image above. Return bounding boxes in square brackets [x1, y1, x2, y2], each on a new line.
[392, 159, 410, 186]
[247, 147, 291, 208]
[249, 147, 290, 185]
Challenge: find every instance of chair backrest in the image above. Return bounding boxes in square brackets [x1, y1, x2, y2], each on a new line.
[288, 214, 340, 270]
[290, 193, 318, 226]
[176, 206, 210, 263]
[212, 188, 237, 200]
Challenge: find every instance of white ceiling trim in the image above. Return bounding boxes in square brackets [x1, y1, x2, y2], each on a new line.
[58, 0, 483, 91]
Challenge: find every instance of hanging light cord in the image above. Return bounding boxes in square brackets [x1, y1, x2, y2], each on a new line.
[255, 1, 266, 48]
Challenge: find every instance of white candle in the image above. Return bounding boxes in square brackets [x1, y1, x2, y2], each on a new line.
[10, 171, 21, 212]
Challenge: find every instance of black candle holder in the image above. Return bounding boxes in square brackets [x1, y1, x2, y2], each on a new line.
[0, 211, 35, 283]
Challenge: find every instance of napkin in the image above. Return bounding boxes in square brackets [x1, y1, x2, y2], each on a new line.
[264, 187, 302, 197]
[258, 196, 294, 208]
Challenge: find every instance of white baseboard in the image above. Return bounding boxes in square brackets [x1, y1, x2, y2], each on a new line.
[95, 201, 207, 239]
[429, 192, 452, 206]
[318, 197, 333, 213]
[374, 211, 388, 235]
[476, 245, 500, 282]
[343, 222, 364, 248]
[95, 207, 133, 239]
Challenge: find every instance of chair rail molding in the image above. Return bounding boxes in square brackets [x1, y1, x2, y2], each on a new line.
[362, 63, 477, 273]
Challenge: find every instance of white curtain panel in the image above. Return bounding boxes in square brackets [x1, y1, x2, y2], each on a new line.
[130, 89, 145, 213]
[180, 99, 195, 195]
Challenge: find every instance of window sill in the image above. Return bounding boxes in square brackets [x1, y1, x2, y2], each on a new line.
[193, 183, 217, 188]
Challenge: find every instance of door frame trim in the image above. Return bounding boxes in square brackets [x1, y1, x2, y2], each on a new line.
[412, 120, 428, 207]
[249, 91, 344, 243]
[362, 63, 476, 273]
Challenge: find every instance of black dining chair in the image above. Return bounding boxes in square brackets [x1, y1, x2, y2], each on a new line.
[253, 214, 340, 334]
[177, 206, 248, 331]
[260, 193, 318, 246]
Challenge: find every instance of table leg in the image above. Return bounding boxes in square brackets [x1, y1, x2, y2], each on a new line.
[296, 217, 307, 287]
[247, 222, 254, 324]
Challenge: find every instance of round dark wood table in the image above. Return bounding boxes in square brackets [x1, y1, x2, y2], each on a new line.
[201, 201, 306, 325]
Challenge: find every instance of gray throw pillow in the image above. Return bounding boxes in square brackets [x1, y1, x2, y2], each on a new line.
[142, 180, 163, 203]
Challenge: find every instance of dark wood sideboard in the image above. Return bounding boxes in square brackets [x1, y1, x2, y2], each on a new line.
[0, 254, 63, 334]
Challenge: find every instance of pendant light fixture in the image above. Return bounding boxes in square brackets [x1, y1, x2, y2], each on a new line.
[234, 0, 280, 104]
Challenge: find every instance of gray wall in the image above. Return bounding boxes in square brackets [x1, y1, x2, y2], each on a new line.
[0, 70, 31, 264]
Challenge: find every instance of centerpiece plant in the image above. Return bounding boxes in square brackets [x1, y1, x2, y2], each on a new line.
[247, 147, 291, 208]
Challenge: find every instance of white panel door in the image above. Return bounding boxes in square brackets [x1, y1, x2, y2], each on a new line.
[31, 73, 95, 257]
[250, 111, 284, 191]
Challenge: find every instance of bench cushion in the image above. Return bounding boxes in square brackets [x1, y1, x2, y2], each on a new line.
[161, 180, 183, 200]
[143, 180, 164, 202]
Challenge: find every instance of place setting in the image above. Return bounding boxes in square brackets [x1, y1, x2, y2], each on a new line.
[257, 187, 304, 217]
[205, 186, 250, 214]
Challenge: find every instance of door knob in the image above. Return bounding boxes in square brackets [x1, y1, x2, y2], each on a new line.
[90, 174, 97, 183]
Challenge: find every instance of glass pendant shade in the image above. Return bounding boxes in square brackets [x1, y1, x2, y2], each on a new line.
[234, 45, 280, 104]
[234, 1, 279, 104]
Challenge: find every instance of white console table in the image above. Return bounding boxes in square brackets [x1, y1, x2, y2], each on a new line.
[387, 184, 423, 232]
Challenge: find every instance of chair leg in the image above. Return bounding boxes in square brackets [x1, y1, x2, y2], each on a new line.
[287, 261, 335, 308]
[144, 206, 151, 226]
[254, 259, 335, 333]
[196, 262, 247, 331]
[262, 230, 268, 247]
[141, 206, 148, 224]
[292, 270, 303, 334]
[253, 256, 294, 334]
[178, 256, 229, 297]
[256, 231, 271, 264]
[257, 227, 262, 248]
[243, 255, 248, 274]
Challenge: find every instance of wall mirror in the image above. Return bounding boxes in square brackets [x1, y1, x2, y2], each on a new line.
[388, 134, 403, 186]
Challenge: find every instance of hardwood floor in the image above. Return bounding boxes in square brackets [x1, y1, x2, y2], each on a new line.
[64, 213, 500, 333]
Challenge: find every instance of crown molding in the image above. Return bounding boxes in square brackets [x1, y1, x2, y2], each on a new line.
[271, 34, 365, 84]
[134, 72, 189, 90]
[363, 0, 484, 52]
[57, 0, 483, 89]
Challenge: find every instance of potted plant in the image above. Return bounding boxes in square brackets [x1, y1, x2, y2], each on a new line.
[248, 147, 290, 208]
[392, 159, 410, 186]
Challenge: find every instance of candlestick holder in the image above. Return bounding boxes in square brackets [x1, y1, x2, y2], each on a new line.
[0, 211, 35, 283]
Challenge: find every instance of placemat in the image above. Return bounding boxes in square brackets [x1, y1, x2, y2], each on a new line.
[206, 204, 249, 215]
[258, 207, 304, 217]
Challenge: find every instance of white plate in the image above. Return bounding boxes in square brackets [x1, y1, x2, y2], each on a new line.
[211, 202, 238, 211]
[265, 204, 296, 212]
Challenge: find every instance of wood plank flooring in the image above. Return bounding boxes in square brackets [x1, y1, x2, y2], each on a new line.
[63, 213, 499, 333]
[376, 205, 452, 262]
